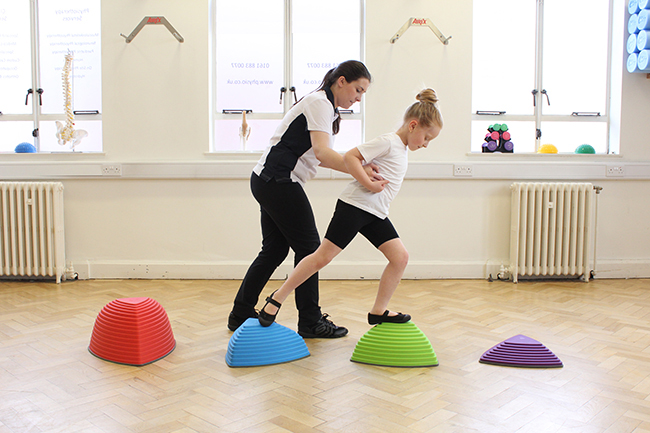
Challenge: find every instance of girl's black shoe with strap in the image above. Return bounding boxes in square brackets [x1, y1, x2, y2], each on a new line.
[367, 310, 411, 325]
[258, 290, 282, 327]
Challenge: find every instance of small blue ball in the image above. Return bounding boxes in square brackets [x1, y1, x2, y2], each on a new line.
[15, 142, 37, 153]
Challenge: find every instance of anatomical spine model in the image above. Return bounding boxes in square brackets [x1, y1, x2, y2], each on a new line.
[56, 51, 88, 150]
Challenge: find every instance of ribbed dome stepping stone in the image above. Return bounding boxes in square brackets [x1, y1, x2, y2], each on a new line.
[351, 321, 438, 367]
[89, 297, 176, 366]
[479, 334, 563, 368]
[226, 318, 310, 367]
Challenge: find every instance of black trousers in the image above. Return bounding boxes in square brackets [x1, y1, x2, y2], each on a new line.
[231, 173, 322, 326]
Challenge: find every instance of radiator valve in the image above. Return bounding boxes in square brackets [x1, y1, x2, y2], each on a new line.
[498, 265, 511, 281]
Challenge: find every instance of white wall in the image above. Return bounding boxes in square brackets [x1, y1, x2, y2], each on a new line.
[3, 0, 650, 280]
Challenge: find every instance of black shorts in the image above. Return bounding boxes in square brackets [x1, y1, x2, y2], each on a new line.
[324, 200, 399, 249]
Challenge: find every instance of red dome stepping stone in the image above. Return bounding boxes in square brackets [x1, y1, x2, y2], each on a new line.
[479, 334, 562, 368]
[89, 297, 176, 366]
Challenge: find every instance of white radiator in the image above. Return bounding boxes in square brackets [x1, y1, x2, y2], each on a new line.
[509, 182, 598, 283]
[0, 182, 66, 283]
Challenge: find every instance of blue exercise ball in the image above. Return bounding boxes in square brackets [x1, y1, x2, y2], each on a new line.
[15, 142, 37, 153]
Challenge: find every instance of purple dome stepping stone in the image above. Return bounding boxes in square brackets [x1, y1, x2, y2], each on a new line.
[479, 334, 562, 368]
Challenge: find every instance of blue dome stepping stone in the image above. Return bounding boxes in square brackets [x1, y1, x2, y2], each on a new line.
[226, 318, 310, 367]
[479, 334, 563, 368]
[351, 321, 438, 368]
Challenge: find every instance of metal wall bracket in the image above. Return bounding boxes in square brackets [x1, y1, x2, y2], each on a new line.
[120, 16, 184, 43]
[390, 17, 451, 45]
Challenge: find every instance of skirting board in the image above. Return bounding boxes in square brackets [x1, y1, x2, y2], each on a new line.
[71, 259, 650, 280]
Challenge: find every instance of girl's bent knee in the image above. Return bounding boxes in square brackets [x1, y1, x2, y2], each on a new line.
[393, 250, 409, 270]
[313, 254, 334, 269]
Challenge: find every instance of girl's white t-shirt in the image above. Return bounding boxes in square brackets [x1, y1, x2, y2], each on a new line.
[338, 132, 408, 219]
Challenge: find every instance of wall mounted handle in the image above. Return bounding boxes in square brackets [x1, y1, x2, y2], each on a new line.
[390, 17, 451, 45]
[120, 16, 184, 43]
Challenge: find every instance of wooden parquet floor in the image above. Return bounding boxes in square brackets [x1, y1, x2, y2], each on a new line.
[1, 278, 650, 433]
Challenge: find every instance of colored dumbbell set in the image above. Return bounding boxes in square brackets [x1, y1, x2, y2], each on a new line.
[482, 123, 514, 153]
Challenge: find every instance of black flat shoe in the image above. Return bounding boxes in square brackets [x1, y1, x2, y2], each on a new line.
[368, 310, 411, 325]
[258, 290, 282, 327]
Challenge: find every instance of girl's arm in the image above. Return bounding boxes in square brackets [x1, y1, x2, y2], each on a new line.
[344, 148, 389, 193]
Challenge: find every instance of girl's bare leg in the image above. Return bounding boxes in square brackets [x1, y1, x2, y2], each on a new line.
[370, 238, 409, 316]
[262, 239, 343, 316]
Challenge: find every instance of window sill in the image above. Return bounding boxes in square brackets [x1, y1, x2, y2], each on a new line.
[466, 152, 622, 158]
[0, 151, 106, 159]
[0, 156, 647, 180]
[203, 151, 262, 160]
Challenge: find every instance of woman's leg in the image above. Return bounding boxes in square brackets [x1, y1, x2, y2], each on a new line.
[252, 176, 324, 327]
[371, 238, 409, 316]
[231, 206, 290, 319]
[230, 175, 291, 324]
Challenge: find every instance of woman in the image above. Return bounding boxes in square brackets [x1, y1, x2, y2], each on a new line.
[228, 60, 378, 338]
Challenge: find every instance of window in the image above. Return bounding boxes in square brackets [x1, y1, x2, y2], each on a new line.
[0, 0, 102, 153]
[211, 0, 364, 152]
[472, 0, 621, 154]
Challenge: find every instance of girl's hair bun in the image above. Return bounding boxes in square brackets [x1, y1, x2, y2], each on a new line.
[416, 88, 439, 105]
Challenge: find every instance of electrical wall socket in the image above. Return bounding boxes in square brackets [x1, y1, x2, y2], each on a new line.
[454, 164, 473, 177]
[101, 164, 122, 176]
[606, 165, 624, 177]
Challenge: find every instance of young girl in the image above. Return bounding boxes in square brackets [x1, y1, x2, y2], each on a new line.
[258, 88, 443, 327]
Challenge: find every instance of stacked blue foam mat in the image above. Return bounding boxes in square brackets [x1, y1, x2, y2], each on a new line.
[226, 318, 310, 367]
[627, 0, 650, 72]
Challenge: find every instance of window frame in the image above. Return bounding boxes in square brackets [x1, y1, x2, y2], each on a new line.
[471, 0, 621, 155]
[209, 0, 366, 153]
[0, 0, 102, 154]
